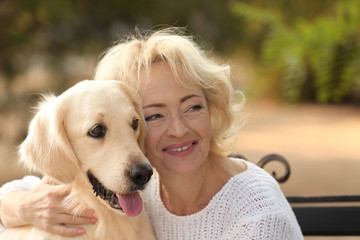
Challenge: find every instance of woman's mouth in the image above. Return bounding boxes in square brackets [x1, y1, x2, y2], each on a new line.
[163, 141, 197, 155]
[166, 143, 193, 152]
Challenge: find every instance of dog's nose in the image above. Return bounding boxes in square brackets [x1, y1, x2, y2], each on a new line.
[129, 164, 153, 186]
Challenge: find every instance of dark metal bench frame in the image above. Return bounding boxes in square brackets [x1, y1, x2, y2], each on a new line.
[231, 154, 360, 236]
[288, 195, 360, 236]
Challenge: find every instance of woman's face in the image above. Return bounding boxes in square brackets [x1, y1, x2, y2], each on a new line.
[140, 63, 211, 175]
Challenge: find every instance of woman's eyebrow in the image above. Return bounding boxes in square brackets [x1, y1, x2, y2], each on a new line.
[180, 94, 201, 103]
[143, 103, 165, 109]
[143, 94, 201, 109]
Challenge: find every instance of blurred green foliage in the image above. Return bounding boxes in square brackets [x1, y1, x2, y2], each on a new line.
[1, 0, 359, 103]
[232, 0, 360, 103]
[0, 0, 243, 80]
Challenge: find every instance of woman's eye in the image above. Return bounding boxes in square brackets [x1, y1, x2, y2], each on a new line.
[131, 118, 139, 131]
[145, 114, 162, 122]
[187, 105, 203, 112]
[88, 124, 107, 138]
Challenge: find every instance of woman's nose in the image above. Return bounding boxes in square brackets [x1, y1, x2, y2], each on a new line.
[166, 115, 189, 138]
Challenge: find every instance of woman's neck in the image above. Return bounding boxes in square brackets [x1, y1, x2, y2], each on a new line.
[158, 154, 238, 216]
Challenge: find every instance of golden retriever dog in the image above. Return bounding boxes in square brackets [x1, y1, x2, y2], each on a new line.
[0, 80, 155, 240]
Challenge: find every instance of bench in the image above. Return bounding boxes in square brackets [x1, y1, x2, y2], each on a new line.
[231, 154, 360, 236]
[288, 195, 360, 236]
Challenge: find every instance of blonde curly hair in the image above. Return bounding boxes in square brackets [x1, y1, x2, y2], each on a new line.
[94, 28, 245, 156]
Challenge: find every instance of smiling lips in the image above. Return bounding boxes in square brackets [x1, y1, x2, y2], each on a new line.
[163, 141, 197, 156]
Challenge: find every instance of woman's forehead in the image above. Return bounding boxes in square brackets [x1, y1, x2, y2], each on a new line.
[139, 63, 205, 104]
[140, 63, 201, 91]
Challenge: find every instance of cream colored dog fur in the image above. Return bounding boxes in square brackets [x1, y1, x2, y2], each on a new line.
[0, 80, 155, 240]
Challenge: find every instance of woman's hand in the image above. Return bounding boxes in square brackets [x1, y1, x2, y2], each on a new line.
[0, 177, 97, 237]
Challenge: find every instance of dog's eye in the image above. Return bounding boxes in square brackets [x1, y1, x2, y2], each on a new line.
[131, 118, 139, 131]
[88, 124, 106, 138]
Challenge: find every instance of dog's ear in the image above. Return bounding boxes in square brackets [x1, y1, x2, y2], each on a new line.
[119, 83, 147, 151]
[133, 94, 147, 152]
[19, 95, 80, 183]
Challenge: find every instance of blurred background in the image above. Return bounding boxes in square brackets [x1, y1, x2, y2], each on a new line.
[0, 0, 360, 238]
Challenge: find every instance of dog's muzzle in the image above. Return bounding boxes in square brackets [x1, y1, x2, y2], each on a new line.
[87, 164, 153, 212]
[87, 171, 122, 209]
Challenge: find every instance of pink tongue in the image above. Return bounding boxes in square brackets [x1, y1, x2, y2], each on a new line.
[116, 192, 143, 217]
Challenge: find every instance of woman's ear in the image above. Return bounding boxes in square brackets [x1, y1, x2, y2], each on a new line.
[19, 95, 80, 183]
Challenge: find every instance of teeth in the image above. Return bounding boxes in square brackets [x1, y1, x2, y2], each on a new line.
[167, 143, 193, 152]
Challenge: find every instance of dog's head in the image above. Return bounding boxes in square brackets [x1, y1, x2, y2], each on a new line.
[19, 80, 152, 216]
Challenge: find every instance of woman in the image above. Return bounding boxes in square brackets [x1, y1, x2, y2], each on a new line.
[0, 28, 303, 239]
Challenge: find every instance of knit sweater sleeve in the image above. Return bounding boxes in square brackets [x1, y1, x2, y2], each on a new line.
[221, 210, 303, 240]
[219, 162, 303, 240]
[0, 176, 41, 232]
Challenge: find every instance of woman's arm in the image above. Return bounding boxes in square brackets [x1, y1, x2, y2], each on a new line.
[0, 176, 41, 231]
[0, 191, 30, 228]
[0, 177, 97, 237]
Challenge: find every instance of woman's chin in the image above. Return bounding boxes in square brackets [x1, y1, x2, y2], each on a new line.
[162, 160, 205, 176]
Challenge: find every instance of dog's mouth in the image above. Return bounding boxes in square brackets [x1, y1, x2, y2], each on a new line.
[87, 171, 143, 217]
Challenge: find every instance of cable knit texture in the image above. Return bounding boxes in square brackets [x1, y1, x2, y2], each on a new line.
[142, 159, 303, 240]
[0, 160, 303, 239]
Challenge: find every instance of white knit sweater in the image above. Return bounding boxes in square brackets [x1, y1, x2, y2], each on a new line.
[0, 160, 303, 239]
[142, 159, 303, 240]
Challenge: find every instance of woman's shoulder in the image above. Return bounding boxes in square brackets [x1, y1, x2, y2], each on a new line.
[230, 157, 279, 185]
[222, 159, 290, 212]
[222, 161, 303, 238]
[223, 156, 277, 181]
